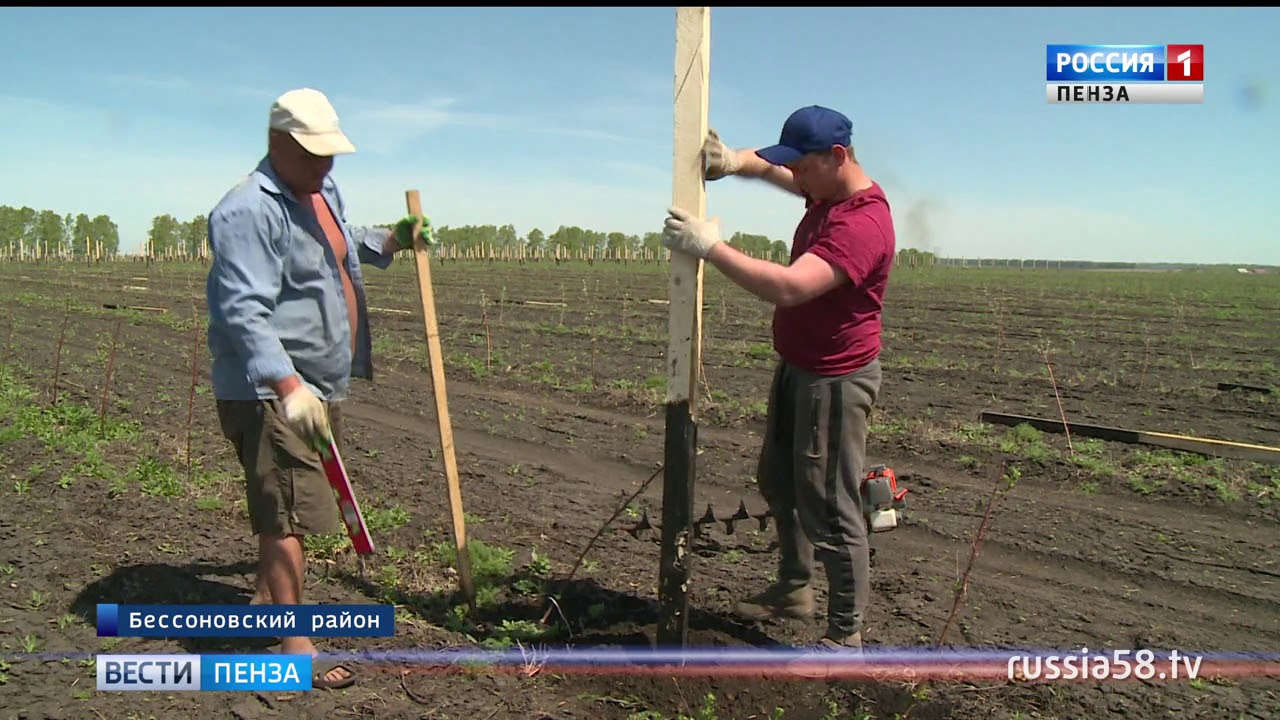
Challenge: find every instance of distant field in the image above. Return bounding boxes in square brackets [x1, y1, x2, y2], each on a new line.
[1, 258, 1277, 719]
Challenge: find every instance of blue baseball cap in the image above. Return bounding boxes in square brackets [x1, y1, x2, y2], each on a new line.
[755, 105, 853, 166]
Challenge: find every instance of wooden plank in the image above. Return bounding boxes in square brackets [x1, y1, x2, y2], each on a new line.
[1217, 382, 1272, 395]
[405, 189, 477, 613]
[658, 5, 710, 649]
[979, 410, 1280, 465]
[102, 304, 167, 313]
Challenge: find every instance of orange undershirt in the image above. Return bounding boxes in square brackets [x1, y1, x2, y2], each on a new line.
[309, 193, 359, 357]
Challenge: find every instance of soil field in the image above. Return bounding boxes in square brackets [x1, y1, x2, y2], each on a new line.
[0, 258, 1277, 720]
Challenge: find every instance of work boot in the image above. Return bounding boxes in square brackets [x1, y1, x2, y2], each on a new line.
[785, 631, 863, 680]
[819, 630, 862, 651]
[734, 583, 813, 622]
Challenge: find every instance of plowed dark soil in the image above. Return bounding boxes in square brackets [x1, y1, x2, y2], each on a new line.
[0, 259, 1277, 720]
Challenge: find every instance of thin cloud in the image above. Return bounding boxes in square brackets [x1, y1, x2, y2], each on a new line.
[335, 97, 507, 154]
[92, 72, 193, 93]
[73, 72, 661, 153]
[333, 95, 652, 154]
[939, 200, 1177, 263]
[602, 161, 669, 182]
[87, 71, 275, 102]
[0, 93, 61, 111]
[524, 125, 636, 144]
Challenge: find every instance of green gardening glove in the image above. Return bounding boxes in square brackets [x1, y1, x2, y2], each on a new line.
[393, 214, 434, 250]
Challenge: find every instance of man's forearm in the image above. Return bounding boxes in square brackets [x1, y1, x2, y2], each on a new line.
[209, 280, 300, 393]
[207, 209, 306, 394]
[221, 319, 300, 395]
[705, 242, 790, 305]
[733, 149, 802, 196]
[734, 149, 773, 177]
[351, 225, 397, 269]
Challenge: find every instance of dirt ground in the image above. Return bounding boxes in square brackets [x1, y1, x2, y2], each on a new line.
[0, 259, 1277, 720]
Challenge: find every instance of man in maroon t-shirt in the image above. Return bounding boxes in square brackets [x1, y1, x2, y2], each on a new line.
[662, 105, 895, 652]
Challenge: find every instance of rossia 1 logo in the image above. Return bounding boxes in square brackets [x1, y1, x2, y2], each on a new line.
[1046, 44, 1204, 104]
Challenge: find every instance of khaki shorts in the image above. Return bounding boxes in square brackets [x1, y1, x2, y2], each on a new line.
[216, 399, 344, 537]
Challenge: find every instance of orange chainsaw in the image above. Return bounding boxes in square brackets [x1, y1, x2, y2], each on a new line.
[862, 464, 910, 533]
[863, 465, 909, 568]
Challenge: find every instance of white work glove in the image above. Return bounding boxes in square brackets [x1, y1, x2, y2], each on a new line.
[280, 385, 331, 450]
[662, 206, 721, 259]
[703, 129, 741, 181]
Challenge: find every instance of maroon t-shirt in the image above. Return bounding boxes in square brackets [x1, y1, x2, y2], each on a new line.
[772, 182, 895, 375]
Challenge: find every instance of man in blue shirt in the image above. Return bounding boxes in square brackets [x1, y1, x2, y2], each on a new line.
[206, 88, 428, 689]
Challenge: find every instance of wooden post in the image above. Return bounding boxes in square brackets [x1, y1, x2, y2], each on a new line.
[405, 189, 477, 613]
[657, 5, 709, 649]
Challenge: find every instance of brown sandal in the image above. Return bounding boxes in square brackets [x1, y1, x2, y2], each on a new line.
[312, 660, 358, 690]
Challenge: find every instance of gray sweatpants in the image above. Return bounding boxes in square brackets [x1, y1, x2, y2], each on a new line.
[756, 358, 882, 637]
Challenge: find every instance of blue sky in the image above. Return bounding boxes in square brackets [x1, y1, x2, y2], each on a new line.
[1, 7, 1276, 264]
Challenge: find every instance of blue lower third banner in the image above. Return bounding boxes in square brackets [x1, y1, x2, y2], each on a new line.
[97, 654, 312, 691]
[96, 603, 395, 637]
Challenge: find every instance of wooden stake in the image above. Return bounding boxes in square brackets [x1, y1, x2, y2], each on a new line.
[187, 308, 200, 481]
[657, 5, 709, 649]
[50, 306, 69, 406]
[405, 189, 476, 613]
[99, 318, 123, 438]
[1040, 345, 1073, 454]
[979, 410, 1280, 465]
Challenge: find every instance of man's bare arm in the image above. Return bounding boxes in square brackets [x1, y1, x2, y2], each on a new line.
[704, 243, 845, 307]
[732, 149, 804, 197]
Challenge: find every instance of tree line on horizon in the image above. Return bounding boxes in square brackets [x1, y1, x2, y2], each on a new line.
[0, 205, 123, 258]
[0, 204, 942, 267]
[0, 204, 796, 260]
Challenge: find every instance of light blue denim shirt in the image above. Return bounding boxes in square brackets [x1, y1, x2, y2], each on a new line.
[205, 157, 394, 402]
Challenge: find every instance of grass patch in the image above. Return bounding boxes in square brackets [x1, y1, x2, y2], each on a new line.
[0, 363, 140, 494]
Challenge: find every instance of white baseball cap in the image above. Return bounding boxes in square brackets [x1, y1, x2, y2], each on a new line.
[268, 88, 356, 156]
